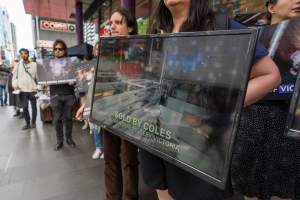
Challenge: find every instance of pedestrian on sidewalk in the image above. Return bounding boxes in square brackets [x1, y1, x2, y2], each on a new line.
[75, 42, 104, 160]
[10, 59, 22, 117]
[50, 40, 76, 151]
[12, 48, 37, 130]
[0, 62, 10, 106]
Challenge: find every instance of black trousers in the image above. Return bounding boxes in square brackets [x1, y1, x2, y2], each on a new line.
[51, 94, 75, 143]
[20, 92, 37, 125]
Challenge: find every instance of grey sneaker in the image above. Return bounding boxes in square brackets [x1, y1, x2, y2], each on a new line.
[31, 123, 36, 128]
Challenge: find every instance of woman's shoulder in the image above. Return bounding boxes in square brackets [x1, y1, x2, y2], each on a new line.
[227, 19, 269, 62]
[228, 19, 248, 30]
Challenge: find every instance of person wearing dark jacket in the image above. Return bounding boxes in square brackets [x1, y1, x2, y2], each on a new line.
[50, 39, 76, 151]
[0, 63, 10, 106]
[139, 1, 281, 200]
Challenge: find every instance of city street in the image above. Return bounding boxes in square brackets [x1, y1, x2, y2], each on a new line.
[0, 106, 156, 200]
[1, 0, 294, 199]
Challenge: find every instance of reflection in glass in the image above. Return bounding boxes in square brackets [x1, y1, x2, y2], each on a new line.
[91, 31, 257, 188]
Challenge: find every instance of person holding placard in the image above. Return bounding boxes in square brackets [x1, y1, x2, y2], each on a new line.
[139, 0, 281, 200]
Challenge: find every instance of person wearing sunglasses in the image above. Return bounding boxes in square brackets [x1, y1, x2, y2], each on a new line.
[50, 39, 77, 151]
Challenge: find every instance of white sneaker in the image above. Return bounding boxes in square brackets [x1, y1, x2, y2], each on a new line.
[100, 153, 104, 159]
[92, 149, 102, 160]
[82, 120, 89, 130]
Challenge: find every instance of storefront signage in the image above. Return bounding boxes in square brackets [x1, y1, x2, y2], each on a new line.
[36, 40, 53, 48]
[40, 20, 76, 33]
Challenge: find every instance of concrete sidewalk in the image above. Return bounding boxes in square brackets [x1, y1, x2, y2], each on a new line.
[0, 106, 156, 200]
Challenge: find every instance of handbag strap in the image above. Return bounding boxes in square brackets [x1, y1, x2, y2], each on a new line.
[22, 62, 37, 84]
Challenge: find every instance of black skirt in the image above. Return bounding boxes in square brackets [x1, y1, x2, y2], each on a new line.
[139, 149, 233, 200]
[231, 104, 300, 199]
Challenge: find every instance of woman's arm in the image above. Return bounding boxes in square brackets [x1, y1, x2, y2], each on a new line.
[244, 56, 281, 107]
[75, 104, 85, 121]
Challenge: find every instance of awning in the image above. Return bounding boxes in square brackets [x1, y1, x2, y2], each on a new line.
[22, 0, 75, 20]
[68, 43, 93, 59]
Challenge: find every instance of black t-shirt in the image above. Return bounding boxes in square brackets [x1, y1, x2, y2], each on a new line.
[50, 84, 74, 96]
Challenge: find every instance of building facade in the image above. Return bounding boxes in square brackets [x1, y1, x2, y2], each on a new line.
[0, 6, 13, 63]
[84, 22, 97, 45]
[10, 23, 17, 59]
[83, 0, 266, 38]
[32, 16, 77, 58]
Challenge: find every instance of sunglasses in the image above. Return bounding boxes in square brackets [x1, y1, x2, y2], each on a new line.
[54, 48, 64, 51]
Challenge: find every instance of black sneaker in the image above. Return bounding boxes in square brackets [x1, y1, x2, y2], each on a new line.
[66, 138, 76, 148]
[22, 125, 31, 130]
[54, 142, 63, 151]
[13, 111, 20, 117]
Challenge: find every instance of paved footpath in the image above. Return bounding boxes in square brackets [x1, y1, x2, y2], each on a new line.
[0, 106, 156, 200]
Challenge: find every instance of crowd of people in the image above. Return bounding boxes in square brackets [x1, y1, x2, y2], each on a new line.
[2, 0, 300, 200]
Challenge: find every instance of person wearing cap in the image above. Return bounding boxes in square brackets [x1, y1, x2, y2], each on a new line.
[12, 48, 37, 130]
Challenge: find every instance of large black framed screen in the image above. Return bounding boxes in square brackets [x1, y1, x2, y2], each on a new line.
[90, 30, 258, 189]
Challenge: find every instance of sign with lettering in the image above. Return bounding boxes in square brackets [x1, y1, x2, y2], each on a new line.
[235, 16, 300, 101]
[36, 40, 53, 48]
[40, 20, 76, 33]
[90, 30, 258, 189]
[259, 17, 300, 100]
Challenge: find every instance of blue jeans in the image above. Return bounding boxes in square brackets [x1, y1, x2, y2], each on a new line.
[0, 85, 6, 106]
[93, 128, 103, 149]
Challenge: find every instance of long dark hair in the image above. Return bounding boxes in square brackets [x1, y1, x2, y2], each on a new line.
[150, 0, 215, 33]
[112, 8, 138, 35]
[266, 0, 278, 23]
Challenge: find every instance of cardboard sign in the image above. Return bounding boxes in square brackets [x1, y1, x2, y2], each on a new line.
[259, 17, 300, 100]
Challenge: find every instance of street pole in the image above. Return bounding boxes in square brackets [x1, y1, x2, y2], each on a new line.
[121, 0, 135, 19]
[75, 0, 84, 44]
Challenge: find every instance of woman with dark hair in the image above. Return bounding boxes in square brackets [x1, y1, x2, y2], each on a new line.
[231, 1, 300, 200]
[266, 0, 300, 24]
[50, 39, 77, 151]
[75, 42, 104, 160]
[139, 1, 281, 200]
[102, 8, 139, 200]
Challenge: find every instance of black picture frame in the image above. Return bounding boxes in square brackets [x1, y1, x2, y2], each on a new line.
[90, 29, 258, 189]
